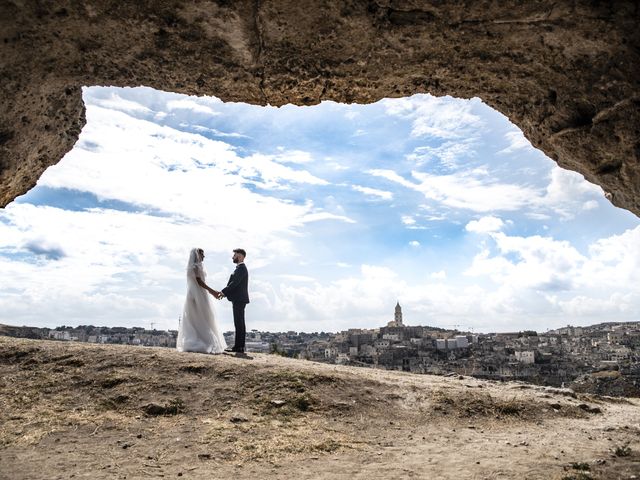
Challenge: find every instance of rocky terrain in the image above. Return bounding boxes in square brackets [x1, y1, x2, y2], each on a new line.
[1, 336, 639, 479]
[1, 1, 639, 216]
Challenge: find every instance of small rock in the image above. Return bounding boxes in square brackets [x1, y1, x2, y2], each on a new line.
[270, 399, 286, 407]
[198, 453, 212, 460]
[230, 416, 249, 424]
[578, 404, 602, 414]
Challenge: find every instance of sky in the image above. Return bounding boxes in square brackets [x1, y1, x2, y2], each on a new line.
[1, 86, 639, 334]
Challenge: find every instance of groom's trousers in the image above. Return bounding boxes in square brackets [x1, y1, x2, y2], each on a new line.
[232, 302, 247, 350]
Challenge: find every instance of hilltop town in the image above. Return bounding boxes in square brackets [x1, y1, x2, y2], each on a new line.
[2, 303, 639, 397]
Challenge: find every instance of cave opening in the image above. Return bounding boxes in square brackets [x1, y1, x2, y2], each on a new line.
[0, 86, 638, 334]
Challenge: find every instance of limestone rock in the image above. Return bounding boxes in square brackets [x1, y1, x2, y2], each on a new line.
[1, 1, 638, 216]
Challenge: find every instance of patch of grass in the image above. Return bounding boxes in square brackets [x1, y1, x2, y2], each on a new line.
[570, 462, 590, 471]
[312, 439, 341, 452]
[142, 398, 185, 416]
[432, 392, 529, 419]
[180, 364, 209, 374]
[99, 376, 127, 389]
[101, 394, 130, 410]
[614, 444, 631, 457]
[561, 474, 592, 480]
[496, 398, 525, 416]
[292, 394, 313, 412]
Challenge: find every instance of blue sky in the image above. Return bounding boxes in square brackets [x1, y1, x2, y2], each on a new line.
[1, 86, 638, 333]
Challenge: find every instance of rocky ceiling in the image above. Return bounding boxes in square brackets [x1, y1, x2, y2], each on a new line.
[1, 1, 638, 216]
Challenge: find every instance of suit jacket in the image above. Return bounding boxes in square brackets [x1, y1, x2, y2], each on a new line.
[222, 263, 249, 304]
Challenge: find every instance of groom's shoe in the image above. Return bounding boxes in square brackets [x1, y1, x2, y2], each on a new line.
[224, 347, 236, 353]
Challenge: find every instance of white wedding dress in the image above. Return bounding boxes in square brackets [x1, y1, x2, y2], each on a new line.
[176, 249, 227, 354]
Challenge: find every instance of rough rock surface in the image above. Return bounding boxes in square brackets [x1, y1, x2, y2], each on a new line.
[1, 1, 639, 215]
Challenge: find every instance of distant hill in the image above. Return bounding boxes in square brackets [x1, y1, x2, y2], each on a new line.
[0, 323, 46, 339]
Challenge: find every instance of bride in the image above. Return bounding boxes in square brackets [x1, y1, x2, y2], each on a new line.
[176, 248, 227, 354]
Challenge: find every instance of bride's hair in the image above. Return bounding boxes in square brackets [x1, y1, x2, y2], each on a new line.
[187, 248, 203, 270]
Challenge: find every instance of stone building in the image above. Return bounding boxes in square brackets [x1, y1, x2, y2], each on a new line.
[387, 302, 404, 328]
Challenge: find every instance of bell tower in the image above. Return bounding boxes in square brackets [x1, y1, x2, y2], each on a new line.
[394, 301, 403, 326]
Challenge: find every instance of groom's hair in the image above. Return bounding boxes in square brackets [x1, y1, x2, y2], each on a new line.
[233, 248, 246, 257]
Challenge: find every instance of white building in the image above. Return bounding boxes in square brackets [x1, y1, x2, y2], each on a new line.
[324, 347, 337, 359]
[455, 336, 469, 349]
[49, 331, 71, 341]
[336, 353, 349, 364]
[515, 351, 535, 364]
[608, 331, 625, 344]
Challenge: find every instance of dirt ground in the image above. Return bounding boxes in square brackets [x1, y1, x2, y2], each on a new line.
[1, 337, 638, 479]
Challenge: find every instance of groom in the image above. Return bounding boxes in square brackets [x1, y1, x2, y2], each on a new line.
[216, 248, 249, 353]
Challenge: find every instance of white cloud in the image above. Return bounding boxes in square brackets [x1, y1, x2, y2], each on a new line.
[499, 130, 531, 154]
[401, 216, 416, 226]
[238, 152, 328, 189]
[409, 240, 420, 247]
[465, 216, 505, 234]
[406, 140, 475, 169]
[91, 92, 153, 114]
[466, 233, 584, 291]
[277, 274, 317, 283]
[166, 98, 220, 115]
[369, 168, 538, 213]
[189, 124, 249, 139]
[583, 200, 599, 211]
[556, 292, 639, 317]
[536, 166, 604, 219]
[459, 225, 640, 326]
[344, 110, 359, 120]
[430, 270, 446, 279]
[301, 212, 356, 224]
[367, 169, 417, 189]
[351, 185, 393, 200]
[39, 105, 330, 221]
[382, 94, 483, 139]
[272, 150, 314, 164]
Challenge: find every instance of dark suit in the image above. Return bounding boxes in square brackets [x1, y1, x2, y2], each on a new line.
[222, 263, 249, 350]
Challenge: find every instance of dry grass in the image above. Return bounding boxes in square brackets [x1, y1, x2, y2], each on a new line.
[1, 337, 639, 480]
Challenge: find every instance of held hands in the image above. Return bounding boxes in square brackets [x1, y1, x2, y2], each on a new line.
[210, 289, 224, 300]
